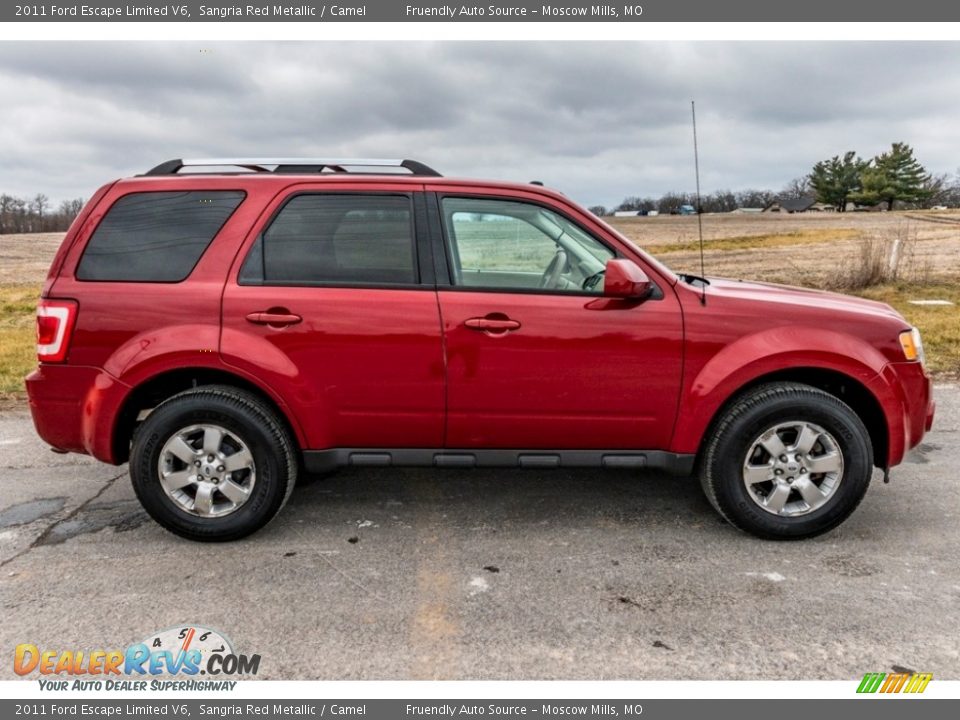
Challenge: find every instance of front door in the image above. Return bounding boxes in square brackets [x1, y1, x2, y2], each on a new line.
[434, 195, 684, 450]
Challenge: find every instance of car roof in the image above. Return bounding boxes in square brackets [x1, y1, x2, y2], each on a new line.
[116, 171, 571, 201]
[123, 157, 567, 200]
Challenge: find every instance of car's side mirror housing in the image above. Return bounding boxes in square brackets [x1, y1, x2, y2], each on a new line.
[603, 259, 654, 300]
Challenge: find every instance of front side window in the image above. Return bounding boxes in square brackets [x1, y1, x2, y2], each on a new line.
[241, 194, 415, 285]
[441, 197, 614, 293]
[77, 191, 245, 282]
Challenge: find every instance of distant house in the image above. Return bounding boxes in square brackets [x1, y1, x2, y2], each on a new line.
[731, 207, 764, 214]
[763, 196, 829, 213]
[846, 202, 887, 212]
[613, 210, 641, 217]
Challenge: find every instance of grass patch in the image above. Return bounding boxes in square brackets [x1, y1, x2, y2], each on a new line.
[855, 282, 960, 377]
[650, 229, 861, 254]
[0, 284, 40, 401]
[825, 225, 928, 291]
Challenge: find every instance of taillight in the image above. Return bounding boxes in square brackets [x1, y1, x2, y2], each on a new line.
[36, 299, 78, 363]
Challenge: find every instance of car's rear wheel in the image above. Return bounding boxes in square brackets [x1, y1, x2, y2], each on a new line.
[700, 382, 873, 540]
[130, 385, 297, 541]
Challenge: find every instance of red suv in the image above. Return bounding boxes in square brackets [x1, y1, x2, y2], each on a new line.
[26, 158, 935, 541]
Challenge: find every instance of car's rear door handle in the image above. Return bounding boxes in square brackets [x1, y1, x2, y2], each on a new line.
[245, 311, 302, 327]
[464, 316, 521, 332]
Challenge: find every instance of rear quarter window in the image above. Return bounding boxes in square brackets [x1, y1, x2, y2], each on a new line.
[76, 190, 245, 282]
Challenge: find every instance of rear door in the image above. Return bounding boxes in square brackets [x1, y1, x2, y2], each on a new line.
[431, 190, 684, 451]
[221, 184, 445, 450]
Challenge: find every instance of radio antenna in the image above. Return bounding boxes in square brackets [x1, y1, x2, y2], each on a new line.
[691, 100, 707, 305]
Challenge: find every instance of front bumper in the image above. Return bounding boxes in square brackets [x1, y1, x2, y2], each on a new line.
[880, 360, 934, 467]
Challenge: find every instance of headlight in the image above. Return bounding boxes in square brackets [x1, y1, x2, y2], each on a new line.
[899, 327, 925, 365]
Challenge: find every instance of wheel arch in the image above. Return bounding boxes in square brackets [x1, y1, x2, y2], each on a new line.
[691, 367, 889, 471]
[111, 366, 305, 465]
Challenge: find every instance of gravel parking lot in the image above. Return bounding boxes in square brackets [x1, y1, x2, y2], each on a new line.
[1, 386, 958, 681]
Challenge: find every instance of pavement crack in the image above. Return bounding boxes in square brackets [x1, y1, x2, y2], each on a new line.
[286, 519, 388, 602]
[317, 551, 387, 602]
[0, 471, 126, 569]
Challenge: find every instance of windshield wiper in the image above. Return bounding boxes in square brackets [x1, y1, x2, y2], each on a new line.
[679, 273, 710, 287]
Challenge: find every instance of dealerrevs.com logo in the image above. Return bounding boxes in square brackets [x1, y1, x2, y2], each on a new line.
[14, 625, 259, 691]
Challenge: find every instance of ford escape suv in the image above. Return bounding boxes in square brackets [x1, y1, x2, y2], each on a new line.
[26, 158, 935, 542]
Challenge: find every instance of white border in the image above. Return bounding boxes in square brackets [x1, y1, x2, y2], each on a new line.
[1, 22, 960, 42]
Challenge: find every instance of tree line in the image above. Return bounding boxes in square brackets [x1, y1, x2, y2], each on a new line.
[0, 194, 85, 234]
[5, 143, 958, 230]
[603, 142, 960, 216]
[808, 142, 951, 212]
[599, 188, 783, 217]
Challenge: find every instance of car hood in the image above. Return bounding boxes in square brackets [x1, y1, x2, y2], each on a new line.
[703, 276, 905, 322]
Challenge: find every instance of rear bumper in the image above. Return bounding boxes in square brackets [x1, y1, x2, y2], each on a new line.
[25, 364, 129, 463]
[880, 361, 934, 467]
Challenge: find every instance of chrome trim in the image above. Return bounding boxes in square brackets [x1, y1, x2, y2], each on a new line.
[181, 157, 407, 168]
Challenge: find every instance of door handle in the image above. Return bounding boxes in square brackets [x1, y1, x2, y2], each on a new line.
[464, 316, 521, 332]
[245, 311, 302, 327]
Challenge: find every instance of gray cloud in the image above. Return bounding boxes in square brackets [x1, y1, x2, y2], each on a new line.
[0, 42, 958, 208]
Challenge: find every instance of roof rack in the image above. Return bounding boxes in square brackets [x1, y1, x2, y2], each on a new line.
[143, 158, 442, 177]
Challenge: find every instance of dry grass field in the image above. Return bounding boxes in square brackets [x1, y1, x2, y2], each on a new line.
[1, 210, 957, 401]
[608, 210, 960, 286]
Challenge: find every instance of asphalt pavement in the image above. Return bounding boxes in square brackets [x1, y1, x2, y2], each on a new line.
[1, 386, 958, 680]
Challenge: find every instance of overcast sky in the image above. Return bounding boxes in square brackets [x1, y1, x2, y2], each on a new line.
[1, 42, 959, 208]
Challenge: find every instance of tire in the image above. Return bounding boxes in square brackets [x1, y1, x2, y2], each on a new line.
[700, 382, 873, 540]
[130, 385, 297, 542]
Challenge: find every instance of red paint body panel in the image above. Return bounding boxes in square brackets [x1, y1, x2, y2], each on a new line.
[24, 170, 933, 474]
[439, 290, 683, 449]
[668, 279, 934, 466]
[221, 286, 445, 448]
[25, 364, 117, 455]
[879, 361, 934, 465]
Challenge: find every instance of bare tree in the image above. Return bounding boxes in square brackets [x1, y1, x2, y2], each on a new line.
[59, 198, 84, 217]
[0, 193, 85, 234]
[0, 194, 13, 234]
[32, 193, 49, 219]
[781, 176, 811, 200]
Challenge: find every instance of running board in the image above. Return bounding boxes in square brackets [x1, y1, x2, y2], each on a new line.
[302, 449, 695, 476]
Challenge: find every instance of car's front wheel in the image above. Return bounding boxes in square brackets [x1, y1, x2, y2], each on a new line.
[700, 382, 873, 540]
[130, 385, 297, 541]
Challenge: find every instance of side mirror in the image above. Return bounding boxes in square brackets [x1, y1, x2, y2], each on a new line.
[603, 259, 654, 300]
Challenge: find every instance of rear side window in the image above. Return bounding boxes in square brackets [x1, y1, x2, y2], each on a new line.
[240, 194, 415, 286]
[77, 191, 245, 282]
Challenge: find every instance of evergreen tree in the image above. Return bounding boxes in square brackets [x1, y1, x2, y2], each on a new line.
[808, 151, 865, 211]
[851, 165, 895, 208]
[865, 142, 931, 210]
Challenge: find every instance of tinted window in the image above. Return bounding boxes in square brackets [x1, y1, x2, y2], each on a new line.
[243, 194, 415, 285]
[77, 191, 244, 282]
[441, 197, 614, 294]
